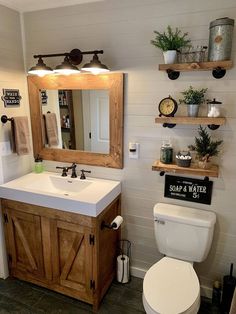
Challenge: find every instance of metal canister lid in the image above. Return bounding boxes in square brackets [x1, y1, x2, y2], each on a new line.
[207, 98, 222, 104]
[210, 17, 234, 29]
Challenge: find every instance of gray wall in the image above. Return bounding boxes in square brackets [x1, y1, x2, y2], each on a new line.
[23, 0, 236, 292]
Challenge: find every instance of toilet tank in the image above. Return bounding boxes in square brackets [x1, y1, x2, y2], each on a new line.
[154, 203, 216, 262]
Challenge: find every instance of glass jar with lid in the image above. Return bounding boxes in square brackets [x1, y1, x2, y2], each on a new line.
[160, 140, 173, 164]
[207, 98, 222, 117]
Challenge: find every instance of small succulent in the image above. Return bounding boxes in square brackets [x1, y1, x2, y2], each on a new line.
[179, 86, 207, 105]
[151, 25, 191, 52]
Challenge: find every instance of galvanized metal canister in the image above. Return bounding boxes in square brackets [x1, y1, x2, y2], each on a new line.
[208, 17, 234, 61]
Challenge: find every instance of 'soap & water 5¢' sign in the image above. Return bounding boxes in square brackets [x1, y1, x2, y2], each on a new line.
[164, 175, 213, 205]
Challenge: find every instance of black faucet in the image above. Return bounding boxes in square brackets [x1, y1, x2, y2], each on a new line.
[56, 163, 77, 178]
[68, 163, 77, 178]
[56, 166, 69, 177]
[80, 169, 91, 180]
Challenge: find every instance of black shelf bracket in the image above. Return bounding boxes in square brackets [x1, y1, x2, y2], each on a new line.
[207, 124, 220, 130]
[163, 123, 176, 128]
[159, 171, 210, 181]
[164, 66, 227, 80]
[212, 67, 226, 79]
[166, 69, 180, 80]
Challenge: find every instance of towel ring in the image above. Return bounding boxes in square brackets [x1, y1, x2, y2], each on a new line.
[1, 115, 14, 124]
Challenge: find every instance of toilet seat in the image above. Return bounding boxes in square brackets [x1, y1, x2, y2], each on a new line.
[143, 257, 200, 314]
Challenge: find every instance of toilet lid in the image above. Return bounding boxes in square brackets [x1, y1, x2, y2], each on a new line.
[143, 257, 199, 314]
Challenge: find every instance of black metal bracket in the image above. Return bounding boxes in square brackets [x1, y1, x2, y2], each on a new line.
[166, 69, 180, 80]
[1, 115, 13, 124]
[207, 124, 220, 130]
[165, 66, 227, 80]
[101, 221, 113, 230]
[159, 171, 210, 182]
[212, 67, 226, 79]
[163, 123, 176, 128]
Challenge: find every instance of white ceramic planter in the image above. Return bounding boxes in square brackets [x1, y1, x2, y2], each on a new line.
[163, 50, 177, 64]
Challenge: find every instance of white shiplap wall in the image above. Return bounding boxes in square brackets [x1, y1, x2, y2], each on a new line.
[0, 5, 32, 278]
[23, 0, 236, 290]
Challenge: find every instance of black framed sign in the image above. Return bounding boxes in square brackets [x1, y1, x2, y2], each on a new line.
[41, 90, 48, 105]
[164, 175, 213, 205]
[1, 89, 21, 107]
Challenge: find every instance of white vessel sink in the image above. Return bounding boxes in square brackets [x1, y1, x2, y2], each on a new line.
[0, 172, 121, 217]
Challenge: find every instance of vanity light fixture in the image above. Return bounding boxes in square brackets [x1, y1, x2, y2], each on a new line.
[81, 53, 110, 75]
[28, 49, 110, 76]
[28, 57, 53, 77]
[54, 56, 80, 75]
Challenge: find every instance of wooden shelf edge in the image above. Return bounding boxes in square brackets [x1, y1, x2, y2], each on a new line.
[152, 160, 219, 178]
[155, 116, 226, 125]
[159, 60, 233, 72]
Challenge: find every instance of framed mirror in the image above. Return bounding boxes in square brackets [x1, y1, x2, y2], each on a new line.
[28, 73, 124, 168]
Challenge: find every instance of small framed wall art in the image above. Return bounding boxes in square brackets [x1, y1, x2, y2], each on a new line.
[1, 89, 21, 107]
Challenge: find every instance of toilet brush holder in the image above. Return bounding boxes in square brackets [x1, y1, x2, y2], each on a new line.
[221, 263, 236, 313]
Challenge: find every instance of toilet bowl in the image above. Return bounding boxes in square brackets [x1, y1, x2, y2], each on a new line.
[143, 257, 200, 314]
[142, 203, 216, 314]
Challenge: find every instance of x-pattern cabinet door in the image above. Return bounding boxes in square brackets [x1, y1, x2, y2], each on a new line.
[51, 220, 94, 301]
[3, 208, 45, 280]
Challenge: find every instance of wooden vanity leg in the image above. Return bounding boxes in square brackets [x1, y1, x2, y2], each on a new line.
[92, 299, 100, 313]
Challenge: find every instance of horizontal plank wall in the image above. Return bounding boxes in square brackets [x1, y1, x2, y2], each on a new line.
[0, 5, 32, 278]
[24, 0, 236, 290]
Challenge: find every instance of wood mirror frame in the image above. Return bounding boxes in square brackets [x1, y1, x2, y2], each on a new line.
[28, 73, 124, 168]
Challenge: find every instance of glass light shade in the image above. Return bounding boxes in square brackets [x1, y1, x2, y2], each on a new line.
[81, 54, 110, 74]
[54, 57, 80, 75]
[28, 58, 53, 76]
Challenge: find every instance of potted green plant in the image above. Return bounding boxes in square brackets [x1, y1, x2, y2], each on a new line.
[188, 126, 223, 169]
[179, 86, 207, 117]
[151, 25, 191, 64]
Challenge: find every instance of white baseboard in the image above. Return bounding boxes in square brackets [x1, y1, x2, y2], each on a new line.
[130, 266, 212, 299]
[130, 266, 146, 279]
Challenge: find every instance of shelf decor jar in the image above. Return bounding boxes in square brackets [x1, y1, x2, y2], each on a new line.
[207, 98, 222, 117]
[160, 140, 173, 164]
[179, 86, 207, 117]
[151, 26, 191, 64]
[208, 17, 234, 61]
[176, 151, 192, 168]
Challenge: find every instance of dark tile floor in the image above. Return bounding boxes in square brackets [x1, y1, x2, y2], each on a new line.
[0, 276, 220, 313]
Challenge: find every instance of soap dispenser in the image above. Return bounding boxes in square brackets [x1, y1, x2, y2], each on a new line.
[34, 154, 43, 173]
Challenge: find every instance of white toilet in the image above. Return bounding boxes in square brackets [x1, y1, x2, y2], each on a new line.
[143, 203, 216, 314]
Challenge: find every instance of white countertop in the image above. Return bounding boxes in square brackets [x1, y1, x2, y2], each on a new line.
[0, 172, 121, 217]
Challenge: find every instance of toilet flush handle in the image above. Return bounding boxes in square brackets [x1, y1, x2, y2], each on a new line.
[154, 218, 165, 225]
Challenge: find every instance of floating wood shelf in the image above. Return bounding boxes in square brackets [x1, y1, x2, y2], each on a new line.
[159, 60, 233, 80]
[159, 60, 233, 72]
[155, 116, 226, 126]
[152, 160, 219, 178]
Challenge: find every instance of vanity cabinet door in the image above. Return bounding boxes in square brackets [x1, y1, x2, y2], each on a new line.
[51, 220, 94, 302]
[3, 208, 45, 280]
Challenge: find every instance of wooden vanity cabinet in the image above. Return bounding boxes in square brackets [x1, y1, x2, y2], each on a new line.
[1, 196, 121, 311]
[2, 208, 45, 282]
